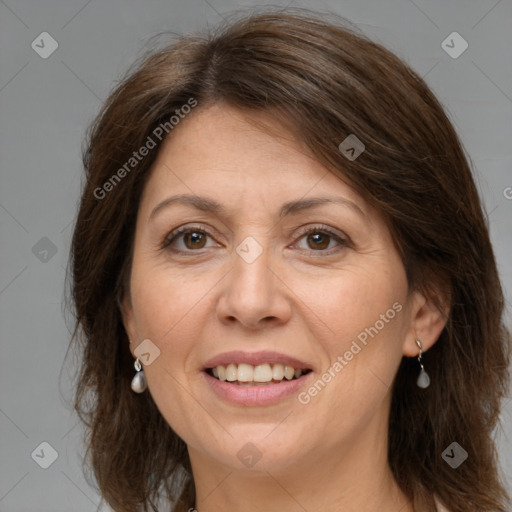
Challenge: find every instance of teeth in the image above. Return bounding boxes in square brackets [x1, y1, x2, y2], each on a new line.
[284, 365, 294, 380]
[210, 363, 307, 383]
[254, 363, 272, 382]
[237, 363, 254, 382]
[272, 364, 284, 380]
[225, 363, 237, 382]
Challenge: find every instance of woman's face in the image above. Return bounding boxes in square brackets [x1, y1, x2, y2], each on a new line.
[123, 104, 423, 476]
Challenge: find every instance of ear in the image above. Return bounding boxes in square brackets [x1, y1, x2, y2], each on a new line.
[402, 287, 449, 357]
[119, 293, 138, 358]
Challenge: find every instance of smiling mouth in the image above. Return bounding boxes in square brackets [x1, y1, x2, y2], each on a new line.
[206, 363, 312, 386]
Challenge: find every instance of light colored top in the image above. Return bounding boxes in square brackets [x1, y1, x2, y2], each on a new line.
[435, 496, 450, 512]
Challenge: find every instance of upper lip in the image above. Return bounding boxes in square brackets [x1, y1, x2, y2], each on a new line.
[203, 351, 312, 370]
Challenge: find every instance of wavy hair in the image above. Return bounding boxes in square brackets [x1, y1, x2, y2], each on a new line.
[69, 9, 511, 512]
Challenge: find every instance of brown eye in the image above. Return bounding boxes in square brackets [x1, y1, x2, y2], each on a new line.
[183, 231, 207, 249]
[306, 232, 331, 250]
[293, 226, 348, 254]
[162, 226, 216, 252]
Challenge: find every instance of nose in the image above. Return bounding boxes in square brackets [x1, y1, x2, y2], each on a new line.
[216, 244, 292, 330]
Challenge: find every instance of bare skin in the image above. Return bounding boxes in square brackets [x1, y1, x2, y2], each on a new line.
[122, 104, 447, 512]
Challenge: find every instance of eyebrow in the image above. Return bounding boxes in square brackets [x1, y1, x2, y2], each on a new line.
[149, 194, 365, 221]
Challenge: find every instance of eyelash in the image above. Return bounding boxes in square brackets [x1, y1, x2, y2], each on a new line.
[161, 224, 349, 255]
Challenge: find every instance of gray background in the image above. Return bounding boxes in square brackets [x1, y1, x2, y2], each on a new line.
[0, 0, 511, 510]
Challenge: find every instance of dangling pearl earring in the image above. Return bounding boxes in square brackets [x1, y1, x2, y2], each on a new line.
[415, 339, 430, 388]
[130, 358, 147, 393]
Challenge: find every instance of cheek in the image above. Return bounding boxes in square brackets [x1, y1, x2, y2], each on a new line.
[129, 265, 210, 440]
[309, 262, 408, 397]
[305, 263, 406, 343]
[130, 256, 210, 344]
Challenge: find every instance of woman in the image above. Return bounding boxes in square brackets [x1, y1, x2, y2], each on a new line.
[69, 9, 511, 512]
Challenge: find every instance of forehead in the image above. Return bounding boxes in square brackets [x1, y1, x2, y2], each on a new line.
[139, 104, 369, 217]
[155, 104, 322, 177]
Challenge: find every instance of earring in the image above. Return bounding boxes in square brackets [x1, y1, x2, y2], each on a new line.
[415, 339, 430, 389]
[130, 358, 147, 393]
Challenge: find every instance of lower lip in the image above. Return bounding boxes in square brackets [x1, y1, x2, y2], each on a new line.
[203, 371, 312, 406]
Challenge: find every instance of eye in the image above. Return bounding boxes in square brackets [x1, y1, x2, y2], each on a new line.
[162, 226, 217, 252]
[162, 224, 348, 254]
[293, 226, 347, 253]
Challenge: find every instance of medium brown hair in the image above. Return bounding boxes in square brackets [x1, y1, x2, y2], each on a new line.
[69, 8, 511, 512]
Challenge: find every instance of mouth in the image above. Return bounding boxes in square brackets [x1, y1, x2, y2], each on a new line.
[206, 363, 312, 386]
[202, 351, 313, 405]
